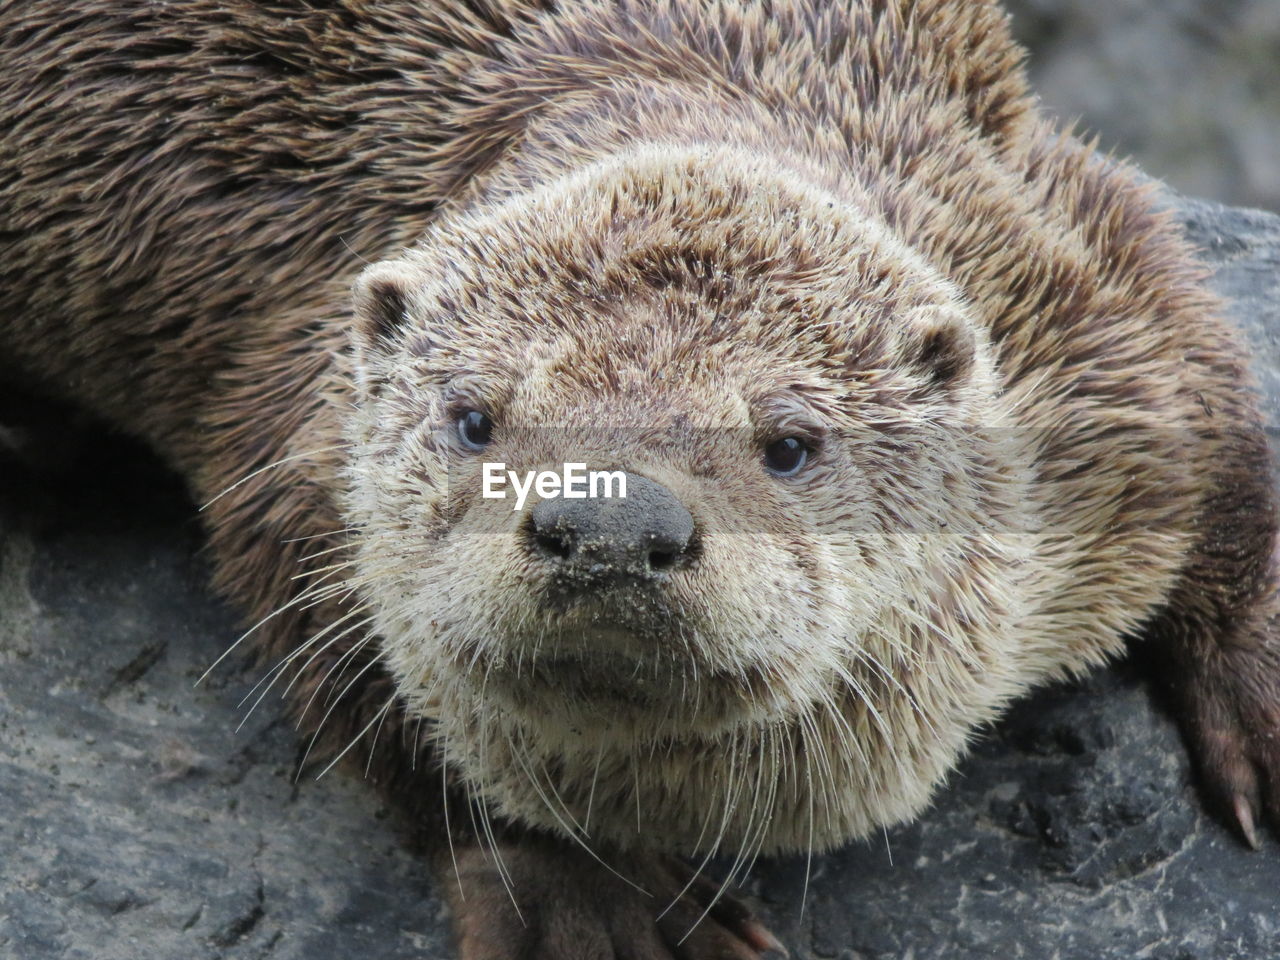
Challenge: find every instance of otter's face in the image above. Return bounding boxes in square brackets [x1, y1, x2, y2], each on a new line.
[342, 148, 1039, 854]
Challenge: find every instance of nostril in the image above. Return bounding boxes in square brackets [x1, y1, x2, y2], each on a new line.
[643, 529, 689, 573]
[648, 549, 676, 570]
[534, 530, 573, 560]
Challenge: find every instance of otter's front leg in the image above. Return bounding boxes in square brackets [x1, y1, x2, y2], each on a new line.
[1151, 427, 1280, 846]
[1158, 600, 1280, 848]
[434, 829, 782, 960]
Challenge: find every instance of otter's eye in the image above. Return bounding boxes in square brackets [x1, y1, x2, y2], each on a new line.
[763, 436, 809, 477]
[457, 410, 493, 450]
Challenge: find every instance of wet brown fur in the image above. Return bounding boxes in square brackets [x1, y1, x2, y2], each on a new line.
[4, 1, 1280, 957]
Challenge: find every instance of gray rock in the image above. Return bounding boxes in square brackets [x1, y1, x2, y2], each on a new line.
[2, 194, 1279, 959]
[1004, 0, 1280, 215]
[0, 467, 450, 960]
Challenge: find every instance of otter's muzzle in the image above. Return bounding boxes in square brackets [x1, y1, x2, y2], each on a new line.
[527, 472, 694, 589]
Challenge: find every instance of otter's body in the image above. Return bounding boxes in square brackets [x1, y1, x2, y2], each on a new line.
[3, 2, 1278, 957]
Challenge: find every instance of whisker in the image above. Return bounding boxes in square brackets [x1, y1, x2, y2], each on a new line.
[675, 734, 752, 945]
[200, 444, 351, 511]
[316, 692, 397, 781]
[296, 633, 375, 729]
[196, 589, 326, 687]
[800, 724, 816, 922]
[505, 728, 647, 895]
[583, 739, 605, 835]
[741, 726, 782, 882]
[197, 560, 389, 689]
[280, 527, 358, 544]
[412, 715, 425, 771]
[295, 652, 382, 779]
[655, 760, 723, 922]
[441, 730, 465, 901]
[362, 693, 398, 778]
[297, 540, 358, 564]
[278, 614, 377, 702]
[473, 664, 521, 908]
[235, 608, 372, 727]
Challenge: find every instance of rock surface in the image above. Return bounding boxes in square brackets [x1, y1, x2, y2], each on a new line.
[2, 194, 1279, 960]
[1005, 0, 1280, 215]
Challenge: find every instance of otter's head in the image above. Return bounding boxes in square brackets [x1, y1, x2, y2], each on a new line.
[343, 146, 1040, 856]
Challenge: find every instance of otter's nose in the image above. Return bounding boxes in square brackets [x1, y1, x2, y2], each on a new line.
[528, 473, 694, 584]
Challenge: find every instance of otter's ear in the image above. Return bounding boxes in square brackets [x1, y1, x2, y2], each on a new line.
[912, 321, 976, 392]
[352, 260, 418, 353]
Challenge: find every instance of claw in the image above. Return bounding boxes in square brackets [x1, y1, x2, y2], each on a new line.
[1234, 793, 1262, 850]
[740, 919, 788, 958]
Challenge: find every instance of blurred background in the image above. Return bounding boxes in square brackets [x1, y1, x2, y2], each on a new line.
[1005, 0, 1280, 214]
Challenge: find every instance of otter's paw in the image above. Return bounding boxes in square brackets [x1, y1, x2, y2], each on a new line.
[1175, 640, 1280, 848]
[442, 838, 785, 959]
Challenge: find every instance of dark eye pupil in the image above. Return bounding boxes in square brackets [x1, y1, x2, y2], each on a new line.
[458, 410, 493, 448]
[764, 436, 807, 475]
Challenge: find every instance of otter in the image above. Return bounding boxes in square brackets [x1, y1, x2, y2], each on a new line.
[2, 1, 1278, 958]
